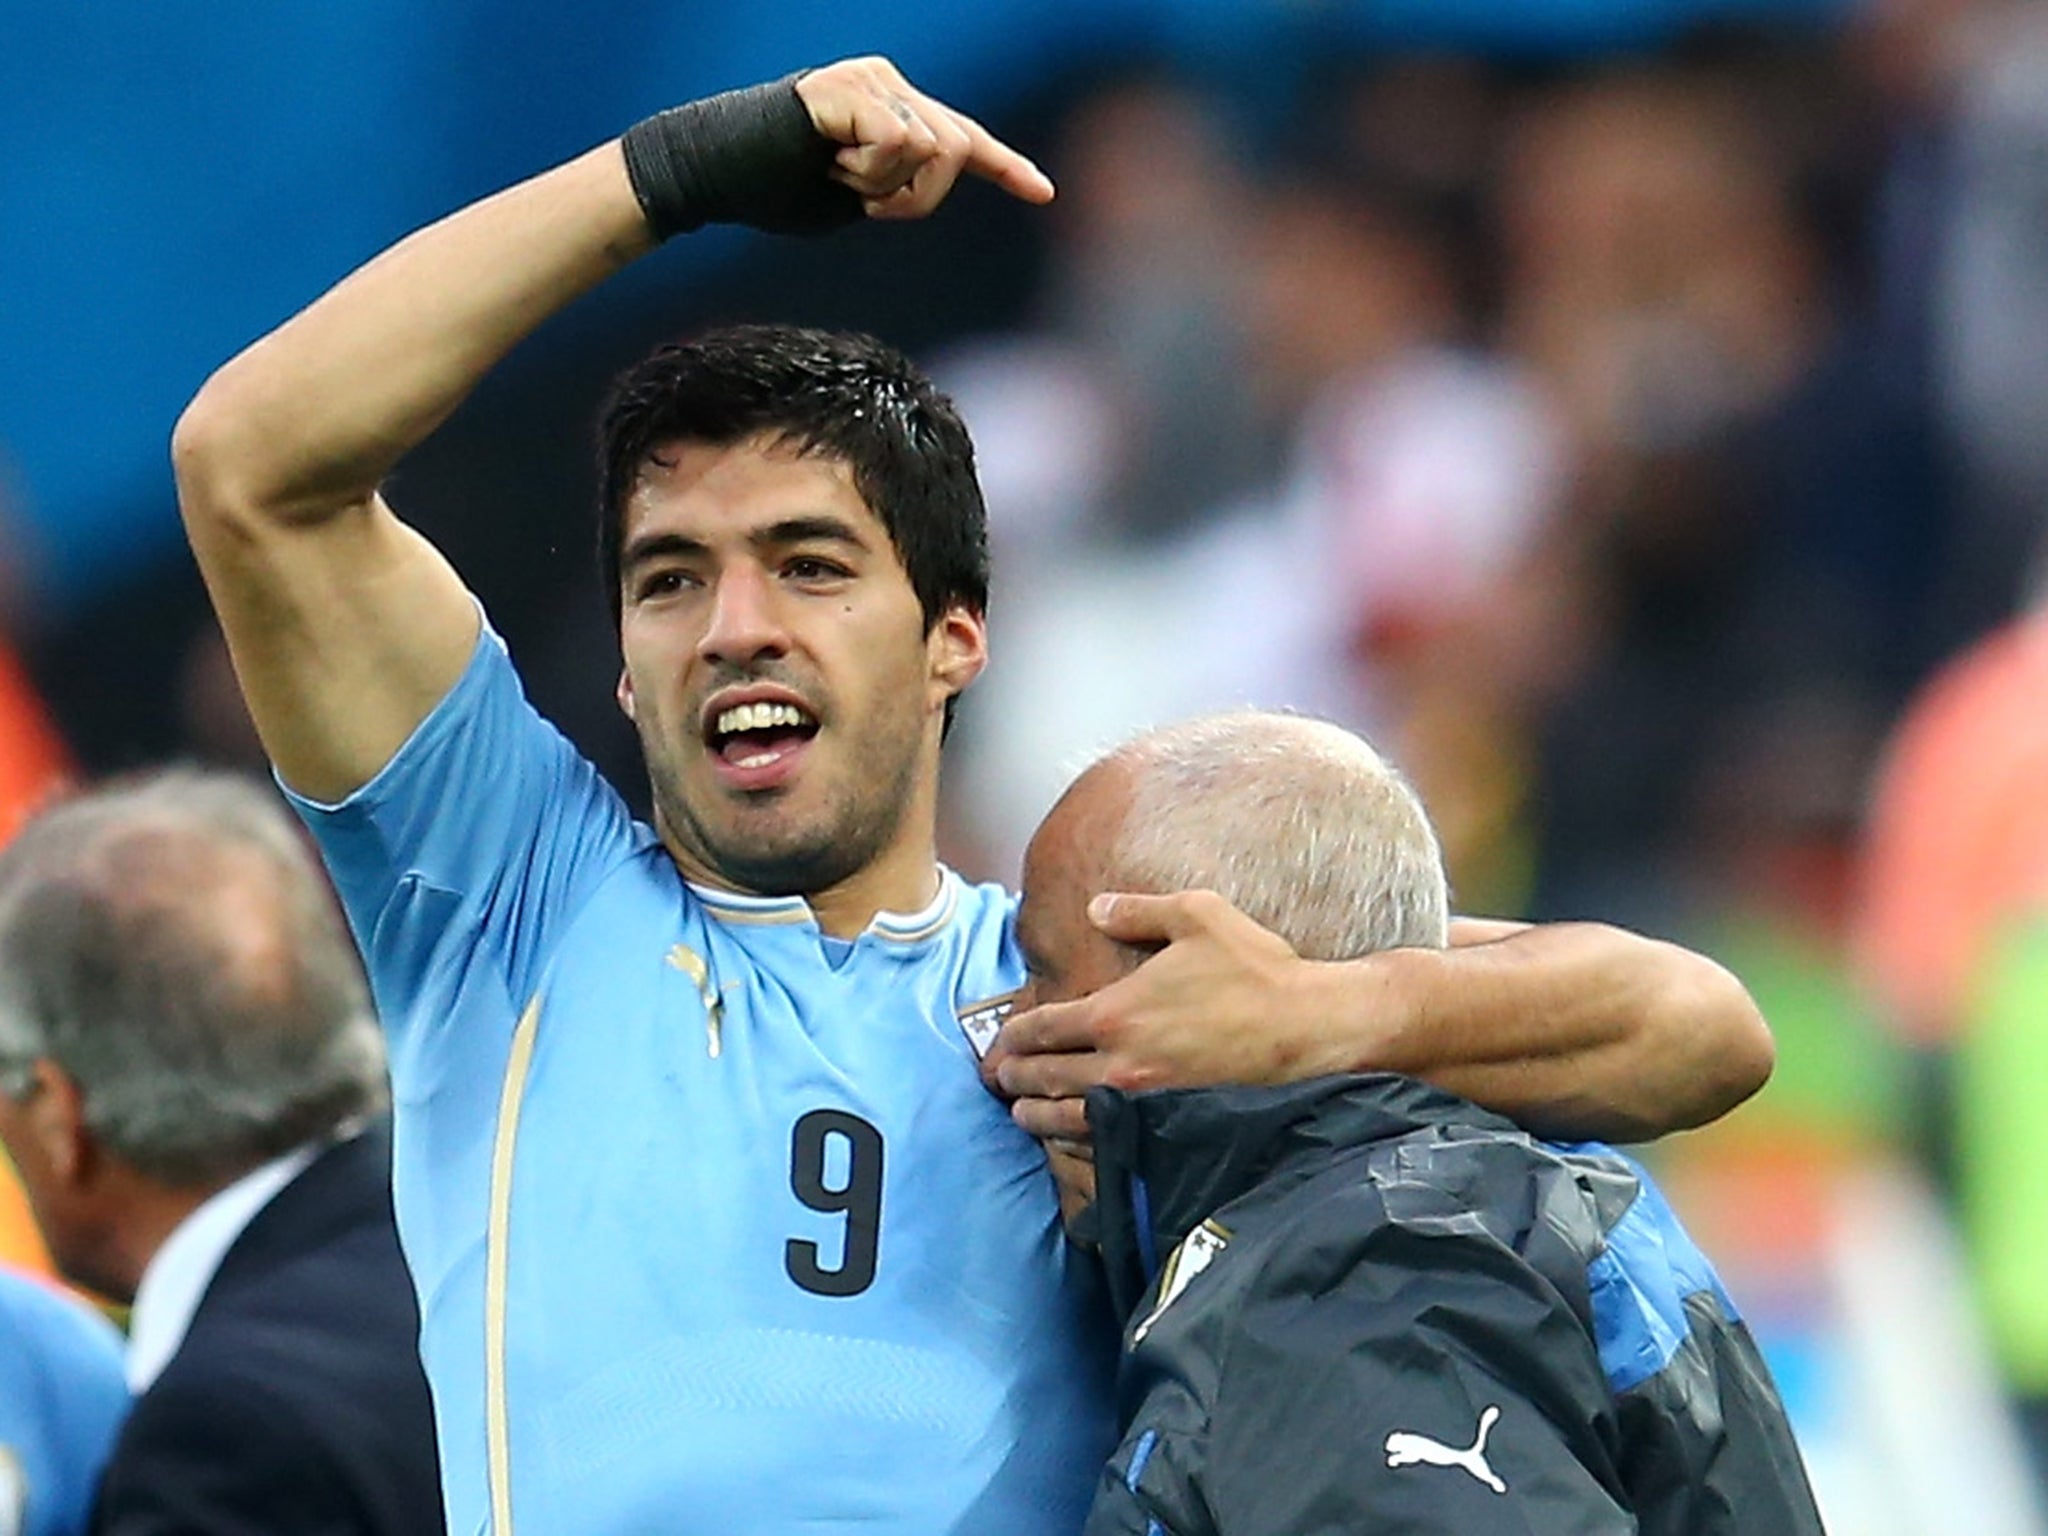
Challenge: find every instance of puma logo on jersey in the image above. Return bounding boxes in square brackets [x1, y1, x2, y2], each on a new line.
[1133, 1219, 1231, 1343]
[955, 992, 1018, 1060]
[666, 944, 726, 1058]
[1385, 1405, 1507, 1493]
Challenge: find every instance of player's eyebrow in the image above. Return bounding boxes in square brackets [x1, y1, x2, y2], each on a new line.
[620, 531, 709, 574]
[621, 517, 871, 576]
[752, 515, 871, 554]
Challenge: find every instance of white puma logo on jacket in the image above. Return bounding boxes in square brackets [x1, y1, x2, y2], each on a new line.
[1384, 1404, 1507, 1493]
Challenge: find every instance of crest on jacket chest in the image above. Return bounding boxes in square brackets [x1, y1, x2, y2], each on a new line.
[1132, 1218, 1232, 1344]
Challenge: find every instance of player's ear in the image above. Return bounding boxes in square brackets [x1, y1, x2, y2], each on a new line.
[615, 665, 637, 723]
[928, 605, 988, 706]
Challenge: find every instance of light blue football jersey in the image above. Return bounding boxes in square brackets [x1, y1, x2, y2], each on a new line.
[0, 1265, 128, 1536]
[291, 624, 1117, 1536]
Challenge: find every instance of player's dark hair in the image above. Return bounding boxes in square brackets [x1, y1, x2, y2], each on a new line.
[596, 324, 990, 635]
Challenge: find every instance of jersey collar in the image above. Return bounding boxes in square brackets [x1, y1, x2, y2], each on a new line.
[685, 867, 960, 945]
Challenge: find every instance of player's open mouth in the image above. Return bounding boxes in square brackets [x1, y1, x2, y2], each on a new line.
[702, 693, 821, 790]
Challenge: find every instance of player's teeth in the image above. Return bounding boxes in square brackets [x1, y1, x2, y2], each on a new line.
[715, 702, 812, 736]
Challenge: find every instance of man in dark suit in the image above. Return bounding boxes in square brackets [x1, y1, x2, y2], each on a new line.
[0, 770, 443, 1534]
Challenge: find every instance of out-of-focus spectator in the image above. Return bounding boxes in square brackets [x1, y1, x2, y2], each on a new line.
[0, 771, 443, 1535]
[1855, 607, 2048, 1051]
[1853, 603, 2048, 1487]
[941, 67, 1267, 567]
[1234, 169, 1566, 912]
[0, 1262, 127, 1536]
[1494, 59, 1946, 926]
[1857, 0, 2048, 643]
[949, 117, 1563, 894]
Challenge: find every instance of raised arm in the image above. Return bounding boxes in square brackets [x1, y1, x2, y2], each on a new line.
[171, 60, 1050, 802]
[989, 895, 1773, 1144]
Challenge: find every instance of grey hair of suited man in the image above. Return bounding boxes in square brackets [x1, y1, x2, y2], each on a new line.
[1103, 712, 1450, 962]
[0, 768, 385, 1187]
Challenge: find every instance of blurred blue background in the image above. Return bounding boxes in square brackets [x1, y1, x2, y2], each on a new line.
[3, 0, 1842, 601]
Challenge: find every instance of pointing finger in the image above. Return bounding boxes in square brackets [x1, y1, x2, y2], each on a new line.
[947, 107, 1055, 204]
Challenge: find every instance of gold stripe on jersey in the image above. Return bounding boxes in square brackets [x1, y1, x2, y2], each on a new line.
[486, 993, 543, 1536]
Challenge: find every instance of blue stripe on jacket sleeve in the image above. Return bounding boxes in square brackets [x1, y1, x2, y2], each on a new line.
[1577, 1152, 1741, 1395]
[1126, 1428, 1160, 1491]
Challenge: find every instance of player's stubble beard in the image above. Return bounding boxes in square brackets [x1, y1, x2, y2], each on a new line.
[641, 686, 930, 899]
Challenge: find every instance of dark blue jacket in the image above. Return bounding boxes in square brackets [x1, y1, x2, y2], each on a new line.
[1081, 1075, 1823, 1536]
[91, 1121, 443, 1536]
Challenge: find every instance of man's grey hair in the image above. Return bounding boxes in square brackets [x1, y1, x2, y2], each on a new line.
[0, 769, 385, 1185]
[1107, 712, 1449, 961]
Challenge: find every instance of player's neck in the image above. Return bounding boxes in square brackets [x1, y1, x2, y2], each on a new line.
[806, 840, 943, 939]
[805, 756, 948, 936]
[661, 821, 943, 940]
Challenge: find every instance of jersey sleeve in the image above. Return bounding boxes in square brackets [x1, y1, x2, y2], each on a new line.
[1123, 1216, 1640, 1536]
[285, 618, 643, 1049]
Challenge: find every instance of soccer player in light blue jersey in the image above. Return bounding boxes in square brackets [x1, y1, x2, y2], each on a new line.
[172, 54, 1775, 1535]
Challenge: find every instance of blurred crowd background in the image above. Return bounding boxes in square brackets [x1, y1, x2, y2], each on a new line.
[5, 0, 2048, 1529]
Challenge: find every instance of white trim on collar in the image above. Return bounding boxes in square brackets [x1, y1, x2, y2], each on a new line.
[686, 867, 961, 944]
[684, 882, 811, 926]
[867, 868, 960, 944]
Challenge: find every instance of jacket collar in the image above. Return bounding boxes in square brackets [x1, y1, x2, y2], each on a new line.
[1084, 1075, 1519, 1322]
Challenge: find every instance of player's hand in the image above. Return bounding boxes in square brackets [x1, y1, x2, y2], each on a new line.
[796, 57, 1054, 220]
[986, 891, 1361, 1141]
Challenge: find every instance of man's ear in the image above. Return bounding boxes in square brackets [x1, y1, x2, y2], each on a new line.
[24, 1059, 93, 1187]
[616, 665, 637, 724]
[929, 606, 989, 707]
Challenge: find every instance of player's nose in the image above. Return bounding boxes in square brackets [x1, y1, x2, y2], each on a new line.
[697, 564, 790, 665]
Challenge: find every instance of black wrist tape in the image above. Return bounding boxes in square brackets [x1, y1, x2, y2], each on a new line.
[621, 73, 863, 239]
